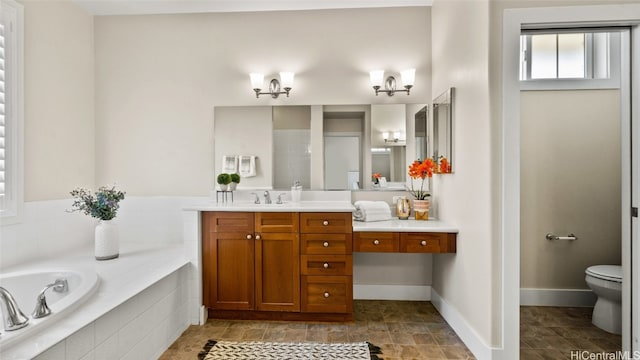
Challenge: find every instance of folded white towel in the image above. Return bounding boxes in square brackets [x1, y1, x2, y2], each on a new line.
[222, 155, 238, 174]
[239, 155, 256, 177]
[353, 201, 392, 222]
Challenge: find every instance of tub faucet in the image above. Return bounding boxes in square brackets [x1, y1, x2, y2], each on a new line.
[264, 191, 272, 204]
[0, 286, 29, 331]
[32, 278, 68, 319]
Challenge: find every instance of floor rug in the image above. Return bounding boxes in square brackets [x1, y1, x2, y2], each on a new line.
[198, 339, 383, 360]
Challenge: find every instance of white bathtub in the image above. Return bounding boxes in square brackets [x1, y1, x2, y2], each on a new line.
[0, 268, 100, 349]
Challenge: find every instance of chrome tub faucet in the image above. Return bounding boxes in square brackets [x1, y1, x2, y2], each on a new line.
[32, 278, 68, 319]
[0, 286, 29, 332]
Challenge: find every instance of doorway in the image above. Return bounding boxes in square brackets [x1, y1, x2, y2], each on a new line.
[502, 5, 640, 359]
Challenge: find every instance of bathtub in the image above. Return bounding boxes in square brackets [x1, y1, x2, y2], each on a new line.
[0, 268, 100, 349]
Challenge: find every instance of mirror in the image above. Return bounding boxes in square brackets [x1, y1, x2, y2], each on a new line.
[370, 104, 406, 188]
[213, 104, 426, 191]
[433, 88, 454, 173]
[414, 105, 428, 161]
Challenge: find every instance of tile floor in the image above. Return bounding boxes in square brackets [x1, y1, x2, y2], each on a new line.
[159, 302, 622, 360]
[520, 306, 622, 360]
[159, 300, 476, 360]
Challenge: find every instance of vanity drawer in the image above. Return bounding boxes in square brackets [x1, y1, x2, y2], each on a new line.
[301, 275, 352, 314]
[203, 212, 254, 234]
[301, 255, 352, 276]
[353, 232, 400, 252]
[300, 213, 352, 234]
[400, 232, 457, 253]
[255, 212, 299, 233]
[301, 233, 352, 254]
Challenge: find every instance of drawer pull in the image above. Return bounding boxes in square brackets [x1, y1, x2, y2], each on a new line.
[323, 241, 330, 247]
[323, 263, 330, 269]
[255, 234, 261, 240]
[421, 240, 427, 246]
[323, 292, 330, 298]
[323, 220, 329, 226]
[373, 239, 380, 245]
[246, 234, 253, 240]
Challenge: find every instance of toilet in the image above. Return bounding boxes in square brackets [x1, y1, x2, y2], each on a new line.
[585, 265, 622, 334]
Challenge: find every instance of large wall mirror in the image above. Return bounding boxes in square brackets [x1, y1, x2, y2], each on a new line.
[433, 88, 454, 173]
[213, 103, 427, 191]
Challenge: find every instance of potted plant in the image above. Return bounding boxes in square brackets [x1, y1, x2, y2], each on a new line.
[69, 185, 126, 260]
[407, 158, 435, 220]
[229, 173, 240, 191]
[217, 173, 231, 191]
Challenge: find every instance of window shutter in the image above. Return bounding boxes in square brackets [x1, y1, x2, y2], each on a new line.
[0, 20, 6, 204]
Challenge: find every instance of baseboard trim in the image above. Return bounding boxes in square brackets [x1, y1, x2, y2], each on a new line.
[353, 285, 431, 301]
[430, 288, 494, 360]
[520, 288, 596, 307]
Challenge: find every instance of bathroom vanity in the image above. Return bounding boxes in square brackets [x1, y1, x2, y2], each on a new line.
[193, 201, 458, 322]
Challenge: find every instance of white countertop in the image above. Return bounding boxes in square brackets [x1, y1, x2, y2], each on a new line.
[183, 200, 355, 212]
[0, 243, 189, 360]
[352, 218, 459, 233]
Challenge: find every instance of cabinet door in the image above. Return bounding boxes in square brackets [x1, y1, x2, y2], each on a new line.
[353, 232, 399, 252]
[400, 232, 457, 253]
[255, 212, 299, 233]
[207, 212, 254, 233]
[300, 213, 353, 234]
[301, 275, 352, 314]
[203, 232, 255, 310]
[255, 232, 300, 312]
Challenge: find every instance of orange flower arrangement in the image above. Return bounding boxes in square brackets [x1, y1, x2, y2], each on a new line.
[408, 158, 435, 200]
[372, 172, 382, 184]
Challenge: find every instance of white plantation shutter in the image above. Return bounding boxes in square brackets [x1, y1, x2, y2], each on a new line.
[0, 0, 23, 223]
[0, 17, 8, 207]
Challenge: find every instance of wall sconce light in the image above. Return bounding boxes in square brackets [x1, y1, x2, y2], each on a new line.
[370, 69, 415, 96]
[250, 72, 294, 98]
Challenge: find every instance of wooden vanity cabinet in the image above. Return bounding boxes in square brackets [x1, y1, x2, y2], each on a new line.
[300, 212, 353, 314]
[353, 231, 457, 253]
[202, 212, 300, 313]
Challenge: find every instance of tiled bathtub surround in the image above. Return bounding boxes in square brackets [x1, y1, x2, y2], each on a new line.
[0, 244, 190, 359]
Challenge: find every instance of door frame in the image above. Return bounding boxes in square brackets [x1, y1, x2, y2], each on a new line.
[502, 4, 640, 358]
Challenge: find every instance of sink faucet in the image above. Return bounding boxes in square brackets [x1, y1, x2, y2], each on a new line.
[264, 191, 272, 204]
[0, 287, 29, 332]
[250, 192, 260, 204]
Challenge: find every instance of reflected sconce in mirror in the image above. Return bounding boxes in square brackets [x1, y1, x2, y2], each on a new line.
[369, 69, 415, 96]
[250, 72, 295, 99]
[382, 131, 405, 143]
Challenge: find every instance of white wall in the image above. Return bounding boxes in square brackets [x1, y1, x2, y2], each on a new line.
[21, 0, 94, 201]
[431, 0, 494, 352]
[94, 7, 431, 196]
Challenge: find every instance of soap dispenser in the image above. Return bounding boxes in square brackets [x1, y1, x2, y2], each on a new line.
[291, 180, 302, 203]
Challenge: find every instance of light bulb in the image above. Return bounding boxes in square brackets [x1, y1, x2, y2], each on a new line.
[250, 73, 264, 89]
[369, 70, 384, 87]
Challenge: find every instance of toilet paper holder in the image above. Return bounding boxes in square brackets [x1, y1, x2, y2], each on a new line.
[546, 233, 578, 241]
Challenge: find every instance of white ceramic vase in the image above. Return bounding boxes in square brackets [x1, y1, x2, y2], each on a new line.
[229, 182, 237, 191]
[95, 219, 119, 260]
[219, 184, 228, 191]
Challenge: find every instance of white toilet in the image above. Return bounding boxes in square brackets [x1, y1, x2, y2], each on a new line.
[585, 265, 622, 334]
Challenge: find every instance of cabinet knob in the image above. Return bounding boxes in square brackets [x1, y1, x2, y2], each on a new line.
[255, 234, 261, 240]
[323, 241, 330, 247]
[421, 240, 427, 246]
[323, 220, 329, 226]
[373, 239, 380, 245]
[323, 263, 330, 269]
[323, 292, 330, 298]
[246, 234, 253, 240]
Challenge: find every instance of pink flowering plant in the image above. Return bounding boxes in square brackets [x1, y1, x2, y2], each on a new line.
[69, 185, 126, 221]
